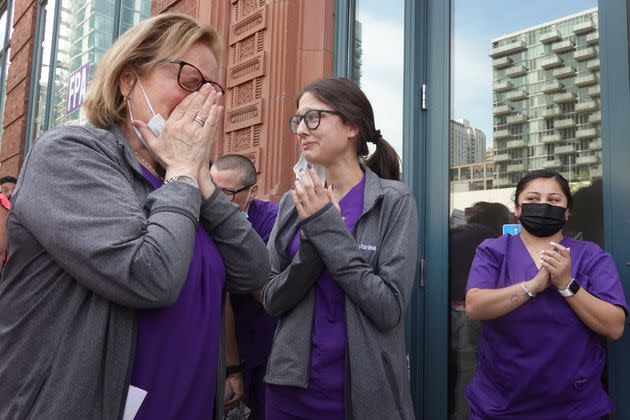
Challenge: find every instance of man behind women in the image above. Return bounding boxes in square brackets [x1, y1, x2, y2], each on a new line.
[0, 13, 269, 419]
[465, 170, 627, 419]
[263, 77, 418, 419]
[210, 154, 278, 419]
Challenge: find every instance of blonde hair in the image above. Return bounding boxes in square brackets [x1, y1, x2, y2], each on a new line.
[84, 13, 222, 128]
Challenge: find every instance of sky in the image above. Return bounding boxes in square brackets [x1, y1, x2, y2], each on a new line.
[356, 0, 598, 158]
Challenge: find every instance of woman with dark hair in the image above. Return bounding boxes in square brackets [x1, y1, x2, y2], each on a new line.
[465, 170, 628, 419]
[262, 77, 418, 419]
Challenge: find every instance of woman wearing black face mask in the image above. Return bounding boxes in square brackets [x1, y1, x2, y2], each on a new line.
[463, 170, 628, 420]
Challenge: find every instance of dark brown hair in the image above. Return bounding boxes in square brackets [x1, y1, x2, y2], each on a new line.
[296, 77, 401, 180]
[514, 170, 573, 210]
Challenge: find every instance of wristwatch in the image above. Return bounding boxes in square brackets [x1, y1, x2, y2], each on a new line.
[165, 175, 199, 189]
[558, 278, 580, 297]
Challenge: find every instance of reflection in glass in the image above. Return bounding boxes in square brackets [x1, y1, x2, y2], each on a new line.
[353, 0, 404, 162]
[449, 2, 600, 419]
[31, 0, 150, 143]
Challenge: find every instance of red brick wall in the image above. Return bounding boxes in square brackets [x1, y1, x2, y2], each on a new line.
[0, 0, 38, 177]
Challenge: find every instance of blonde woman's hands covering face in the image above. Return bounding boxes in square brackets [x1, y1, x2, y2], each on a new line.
[132, 84, 223, 177]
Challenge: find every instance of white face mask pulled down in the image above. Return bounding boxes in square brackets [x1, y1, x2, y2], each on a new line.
[292, 153, 326, 189]
[127, 76, 166, 148]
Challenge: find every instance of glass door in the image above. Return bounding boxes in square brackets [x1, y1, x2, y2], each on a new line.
[444, 0, 630, 419]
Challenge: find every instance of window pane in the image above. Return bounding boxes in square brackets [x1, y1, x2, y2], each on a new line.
[30, 0, 150, 143]
[449, 2, 601, 419]
[353, 0, 404, 165]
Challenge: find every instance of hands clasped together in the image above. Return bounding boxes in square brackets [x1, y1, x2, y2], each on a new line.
[529, 241, 573, 293]
[292, 167, 340, 219]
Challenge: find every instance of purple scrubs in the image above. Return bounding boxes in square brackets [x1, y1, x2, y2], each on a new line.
[130, 167, 226, 419]
[465, 234, 629, 420]
[266, 176, 366, 420]
[230, 199, 278, 419]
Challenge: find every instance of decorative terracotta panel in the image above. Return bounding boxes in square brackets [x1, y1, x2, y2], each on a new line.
[227, 52, 265, 88]
[225, 99, 263, 132]
[230, 8, 266, 44]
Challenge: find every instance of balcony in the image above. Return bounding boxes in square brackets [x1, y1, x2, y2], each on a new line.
[554, 92, 576, 103]
[506, 65, 528, 78]
[493, 80, 513, 92]
[590, 111, 601, 123]
[507, 139, 526, 149]
[493, 104, 513, 115]
[490, 40, 527, 58]
[543, 159, 563, 169]
[591, 165, 603, 178]
[574, 47, 597, 61]
[542, 81, 564, 94]
[507, 114, 527, 124]
[588, 86, 600, 97]
[586, 32, 599, 45]
[507, 163, 526, 172]
[576, 127, 598, 139]
[493, 57, 513, 69]
[552, 40, 575, 53]
[540, 56, 563, 69]
[542, 133, 562, 143]
[494, 129, 511, 139]
[506, 89, 528, 101]
[539, 30, 562, 44]
[587, 59, 600, 71]
[553, 66, 576, 79]
[494, 154, 511, 163]
[494, 177, 512, 187]
[555, 118, 575, 129]
[576, 155, 600, 165]
[542, 106, 562, 118]
[575, 100, 598, 113]
[574, 74, 598, 87]
[555, 144, 576, 155]
[573, 21, 596, 35]
[589, 138, 602, 151]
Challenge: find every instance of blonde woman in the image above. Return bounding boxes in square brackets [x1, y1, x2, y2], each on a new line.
[0, 14, 269, 419]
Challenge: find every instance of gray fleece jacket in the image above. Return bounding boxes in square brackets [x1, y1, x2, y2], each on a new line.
[262, 166, 418, 420]
[0, 124, 270, 419]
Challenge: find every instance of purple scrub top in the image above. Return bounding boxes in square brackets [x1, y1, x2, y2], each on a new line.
[231, 199, 279, 368]
[465, 234, 629, 419]
[230, 199, 279, 419]
[130, 166, 226, 419]
[266, 175, 366, 420]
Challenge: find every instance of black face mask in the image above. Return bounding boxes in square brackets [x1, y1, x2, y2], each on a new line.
[519, 203, 567, 237]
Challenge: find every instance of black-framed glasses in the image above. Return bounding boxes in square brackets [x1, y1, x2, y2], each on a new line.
[289, 109, 343, 134]
[220, 184, 253, 201]
[162, 59, 225, 94]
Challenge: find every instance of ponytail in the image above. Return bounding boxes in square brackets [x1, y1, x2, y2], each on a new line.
[364, 134, 401, 181]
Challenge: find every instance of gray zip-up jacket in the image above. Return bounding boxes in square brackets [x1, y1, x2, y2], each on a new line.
[0, 124, 270, 419]
[262, 166, 418, 420]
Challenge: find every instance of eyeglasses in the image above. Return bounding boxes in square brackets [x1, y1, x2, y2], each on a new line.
[289, 109, 343, 134]
[161, 59, 224, 94]
[220, 184, 253, 201]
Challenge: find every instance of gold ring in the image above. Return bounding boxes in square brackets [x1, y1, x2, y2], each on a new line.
[193, 116, 206, 126]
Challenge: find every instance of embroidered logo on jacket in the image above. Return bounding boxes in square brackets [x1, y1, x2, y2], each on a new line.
[359, 244, 377, 251]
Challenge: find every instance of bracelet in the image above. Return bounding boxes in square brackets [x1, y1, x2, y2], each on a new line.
[226, 360, 245, 376]
[521, 281, 536, 298]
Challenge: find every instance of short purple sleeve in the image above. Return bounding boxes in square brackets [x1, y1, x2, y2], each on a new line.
[577, 244, 630, 316]
[465, 238, 503, 291]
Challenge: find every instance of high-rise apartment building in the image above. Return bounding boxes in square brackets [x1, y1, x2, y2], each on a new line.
[449, 118, 486, 167]
[490, 7, 600, 187]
